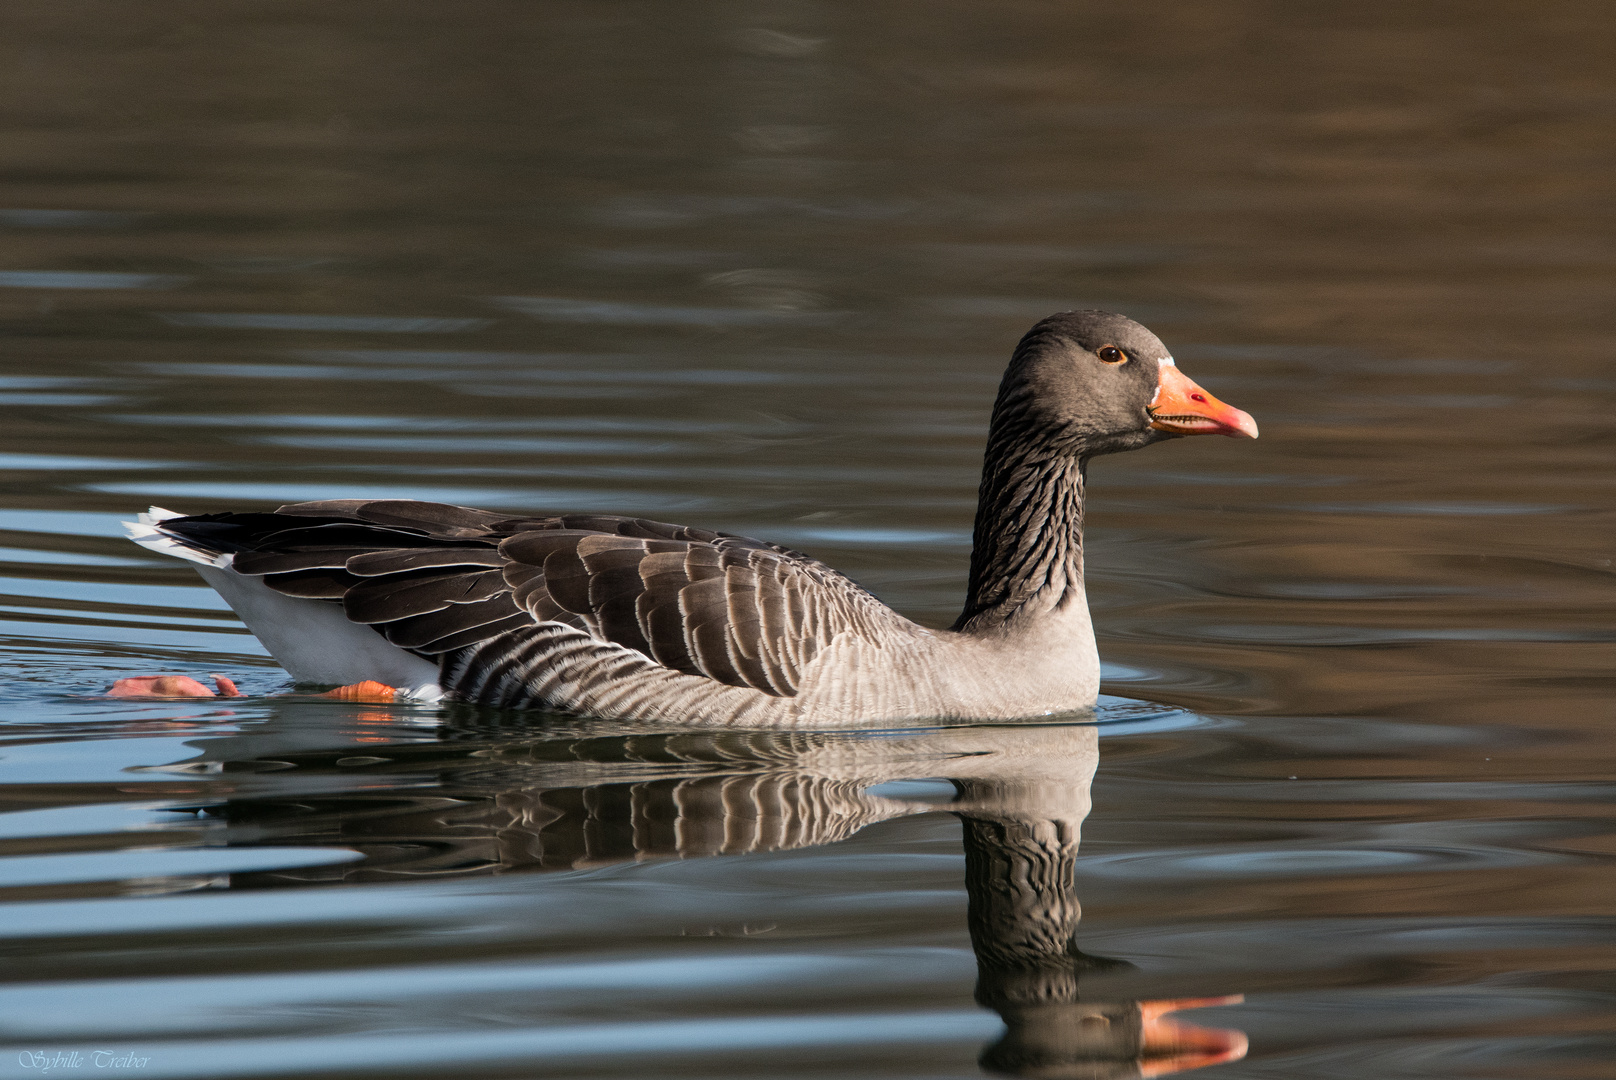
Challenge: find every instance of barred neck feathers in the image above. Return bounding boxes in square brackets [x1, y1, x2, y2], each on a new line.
[954, 393, 1086, 633]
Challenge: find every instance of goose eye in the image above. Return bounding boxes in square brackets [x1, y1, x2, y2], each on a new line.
[1097, 346, 1126, 364]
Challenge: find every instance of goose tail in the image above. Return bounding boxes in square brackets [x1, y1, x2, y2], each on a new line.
[121, 506, 444, 699]
[122, 506, 233, 568]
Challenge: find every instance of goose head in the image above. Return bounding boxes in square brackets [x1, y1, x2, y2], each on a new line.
[998, 310, 1258, 458]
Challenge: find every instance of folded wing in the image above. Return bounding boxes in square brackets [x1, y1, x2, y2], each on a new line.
[159, 499, 915, 700]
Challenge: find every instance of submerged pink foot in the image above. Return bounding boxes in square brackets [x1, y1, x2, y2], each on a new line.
[107, 675, 242, 698]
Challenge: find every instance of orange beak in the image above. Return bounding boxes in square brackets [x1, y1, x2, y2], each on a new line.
[1149, 363, 1259, 439]
[1138, 995, 1249, 1077]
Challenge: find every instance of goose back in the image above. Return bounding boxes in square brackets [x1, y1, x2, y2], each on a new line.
[158, 499, 925, 720]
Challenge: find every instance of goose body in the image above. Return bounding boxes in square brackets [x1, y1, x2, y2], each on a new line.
[125, 311, 1256, 725]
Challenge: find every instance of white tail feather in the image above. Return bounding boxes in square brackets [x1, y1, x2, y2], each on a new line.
[124, 506, 231, 567]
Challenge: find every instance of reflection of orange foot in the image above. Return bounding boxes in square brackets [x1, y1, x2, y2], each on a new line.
[108, 675, 242, 698]
[317, 681, 398, 703]
[1138, 996, 1248, 1077]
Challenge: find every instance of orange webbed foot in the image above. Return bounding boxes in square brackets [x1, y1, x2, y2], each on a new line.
[317, 681, 398, 703]
[107, 675, 243, 698]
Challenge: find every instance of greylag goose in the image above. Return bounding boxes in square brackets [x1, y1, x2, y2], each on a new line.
[120, 311, 1256, 724]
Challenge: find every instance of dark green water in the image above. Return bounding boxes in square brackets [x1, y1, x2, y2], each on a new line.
[1, 2, 1614, 1077]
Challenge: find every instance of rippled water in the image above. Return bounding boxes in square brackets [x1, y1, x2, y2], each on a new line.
[2, 3, 1615, 1077]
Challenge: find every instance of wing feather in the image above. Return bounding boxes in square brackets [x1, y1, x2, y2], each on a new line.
[583, 548, 653, 653]
[154, 499, 920, 703]
[383, 596, 529, 649]
[346, 548, 506, 576]
[541, 548, 593, 617]
[413, 614, 535, 654]
[232, 548, 375, 575]
[263, 567, 365, 599]
[343, 570, 509, 624]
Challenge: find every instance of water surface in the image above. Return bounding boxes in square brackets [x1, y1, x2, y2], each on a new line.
[1, 2, 1614, 1077]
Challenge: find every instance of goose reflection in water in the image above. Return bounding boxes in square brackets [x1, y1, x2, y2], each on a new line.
[186, 716, 1246, 1078]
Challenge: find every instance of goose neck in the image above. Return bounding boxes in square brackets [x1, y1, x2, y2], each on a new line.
[955, 441, 1087, 633]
